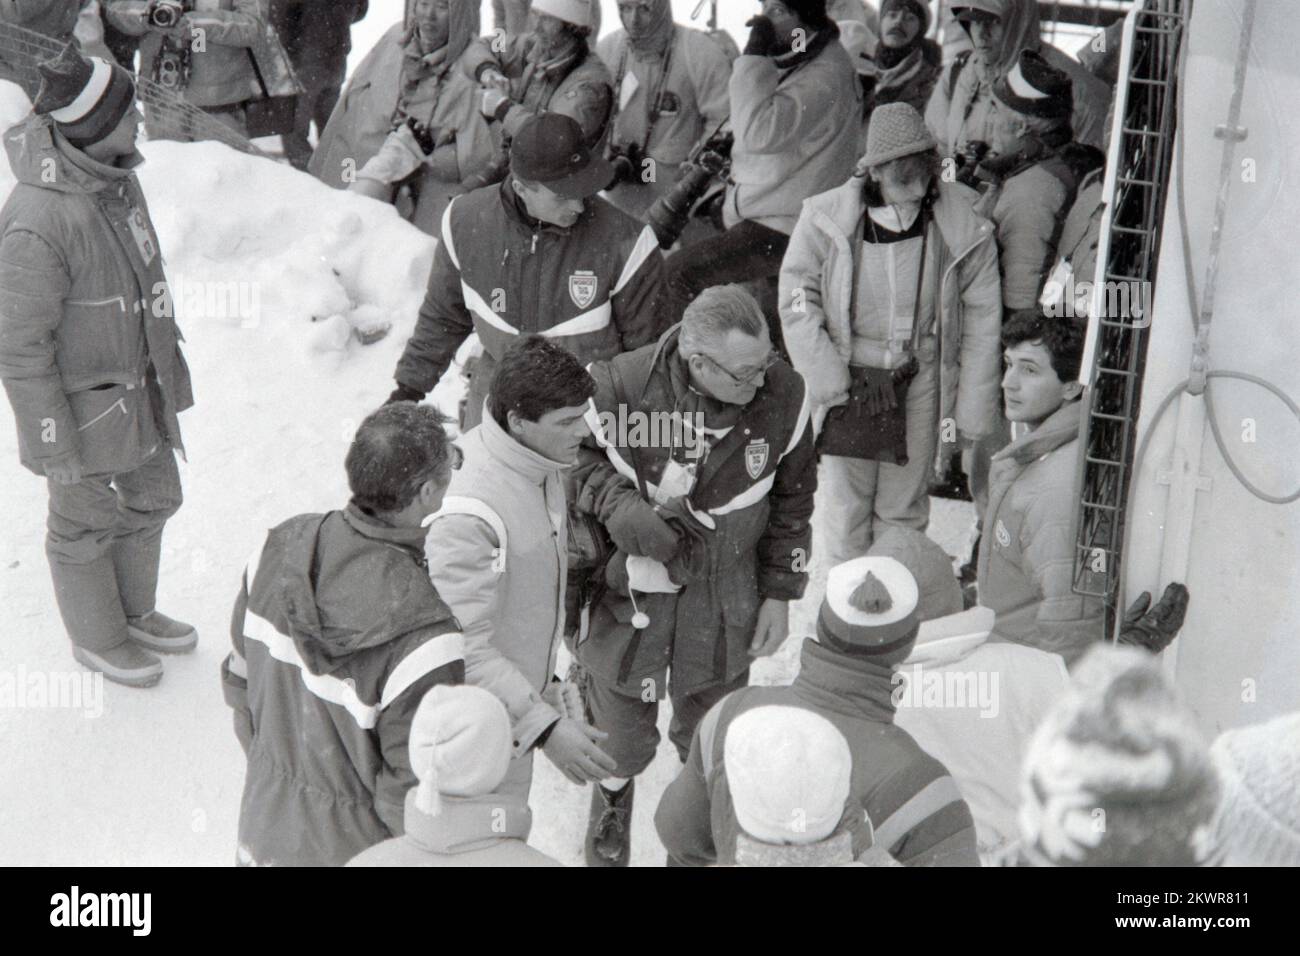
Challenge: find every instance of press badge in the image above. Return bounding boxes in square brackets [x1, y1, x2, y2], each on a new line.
[126, 206, 158, 266]
[654, 458, 696, 504]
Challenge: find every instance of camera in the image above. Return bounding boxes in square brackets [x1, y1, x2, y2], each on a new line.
[147, 0, 189, 30]
[953, 139, 991, 189]
[606, 142, 647, 188]
[645, 128, 733, 249]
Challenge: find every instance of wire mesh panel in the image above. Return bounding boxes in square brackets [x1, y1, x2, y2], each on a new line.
[0, 21, 264, 157]
[1073, 0, 1188, 637]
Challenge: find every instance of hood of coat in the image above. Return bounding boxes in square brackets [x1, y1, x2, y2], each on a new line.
[802, 174, 995, 266]
[956, 0, 1041, 81]
[4, 115, 143, 195]
[276, 505, 457, 672]
[405, 0, 479, 66]
[990, 396, 1084, 469]
[401, 789, 533, 853]
[903, 605, 998, 666]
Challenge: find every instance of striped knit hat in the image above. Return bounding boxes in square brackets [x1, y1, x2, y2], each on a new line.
[1018, 645, 1221, 867]
[33, 45, 136, 149]
[1211, 712, 1300, 866]
[993, 49, 1073, 123]
[817, 555, 921, 665]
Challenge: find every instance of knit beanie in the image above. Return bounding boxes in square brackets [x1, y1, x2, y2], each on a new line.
[726, 706, 852, 845]
[861, 102, 936, 168]
[1018, 645, 1221, 866]
[1211, 712, 1300, 866]
[817, 555, 921, 665]
[993, 49, 1073, 123]
[867, 527, 964, 623]
[409, 685, 512, 816]
[33, 45, 136, 150]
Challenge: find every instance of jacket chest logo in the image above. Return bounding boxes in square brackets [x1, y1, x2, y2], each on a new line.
[994, 519, 1011, 549]
[744, 439, 769, 480]
[124, 206, 157, 266]
[569, 271, 597, 310]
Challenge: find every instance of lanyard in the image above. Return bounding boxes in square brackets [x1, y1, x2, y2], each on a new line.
[611, 26, 677, 154]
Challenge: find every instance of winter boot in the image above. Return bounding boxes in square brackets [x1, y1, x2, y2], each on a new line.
[126, 610, 198, 654]
[73, 642, 163, 688]
[585, 779, 634, 867]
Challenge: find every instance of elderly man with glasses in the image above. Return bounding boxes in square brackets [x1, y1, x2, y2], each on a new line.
[572, 283, 816, 865]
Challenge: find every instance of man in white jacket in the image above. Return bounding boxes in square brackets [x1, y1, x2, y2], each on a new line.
[423, 336, 617, 801]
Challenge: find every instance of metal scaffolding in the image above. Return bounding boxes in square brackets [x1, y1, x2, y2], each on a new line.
[1072, 0, 1188, 636]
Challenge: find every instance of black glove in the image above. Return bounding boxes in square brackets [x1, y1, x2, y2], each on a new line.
[743, 15, 779, 57]
[1118, 583, 1190, 654]
[386, 383, 425, 405]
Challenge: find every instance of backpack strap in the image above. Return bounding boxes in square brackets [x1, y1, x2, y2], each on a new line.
[946, 49, 972, 100]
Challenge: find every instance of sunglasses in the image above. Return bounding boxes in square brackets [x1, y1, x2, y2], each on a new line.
[697, 350, 778, 388]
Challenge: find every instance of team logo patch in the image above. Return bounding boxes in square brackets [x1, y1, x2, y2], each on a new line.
[995, 519, 1011, 549]
[744, 440, 770, 479]
[569, 271, 598, 309]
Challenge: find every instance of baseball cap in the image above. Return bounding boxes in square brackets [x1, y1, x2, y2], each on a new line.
[509, 113, 614, 200]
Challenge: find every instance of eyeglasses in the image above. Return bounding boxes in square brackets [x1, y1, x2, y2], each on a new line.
[696, 350, 778, 387]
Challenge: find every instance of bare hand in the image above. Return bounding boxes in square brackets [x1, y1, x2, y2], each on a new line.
[481, 68, 511, 94]
[748, 598, 789, 659]
[542, 717, 617, 784]
[46, 457, 83, 485]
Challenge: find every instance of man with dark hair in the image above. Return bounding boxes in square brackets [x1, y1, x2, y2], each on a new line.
[424, 335, 616, 807]
[977, 310, 1101, 664]
[221, 403, 466, 866]
[387, 111, 664, 430]
[573, 284, 817, 865]
[0, 45, 193, 688]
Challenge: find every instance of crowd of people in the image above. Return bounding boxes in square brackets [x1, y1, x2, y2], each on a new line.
[0, 0, 1294, 868]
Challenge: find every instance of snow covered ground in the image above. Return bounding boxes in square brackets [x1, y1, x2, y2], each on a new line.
[0, 6, 974, 866]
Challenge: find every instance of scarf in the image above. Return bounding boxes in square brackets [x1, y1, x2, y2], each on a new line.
[771, 21, 841, 73]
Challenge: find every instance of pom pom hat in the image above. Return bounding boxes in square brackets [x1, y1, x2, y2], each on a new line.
[33, 44, 136, 149]
[817, 555, 921, 664]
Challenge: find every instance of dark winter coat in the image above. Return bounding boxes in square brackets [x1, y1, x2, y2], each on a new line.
[107, 0, 269, 108]
[461, 32, 613, 150]
[222, 504, 465, 867]
[574, 326, 816, 695]
[394, 179, 664, 419]
[987, 153, 1079, 311]
[977, 399, 1104, 666]
[0, 116, 192, 477]
[269, 0, 366, 94]
[655, 638, 981, 866]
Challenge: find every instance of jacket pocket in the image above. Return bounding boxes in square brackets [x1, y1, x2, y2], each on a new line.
[67, 383, 151, 476]
[57, 296, 137, 386]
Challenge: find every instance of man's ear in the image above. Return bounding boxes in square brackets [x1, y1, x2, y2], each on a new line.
[1062, 379, 1084, 402]
[505, 408, 526, 437]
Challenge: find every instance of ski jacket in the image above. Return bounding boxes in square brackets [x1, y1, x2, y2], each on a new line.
[422, 409, 570, 798]
[977, 399, 1104, 665]
[655, 637, 981, 866]
[0, 116, 192, 477]
[723, 26, 862, 235]
[107, 0, 268, 109]
[348, 791, 561, 866]
[222, 504, 465, 866]
[573, 326, 816, 695]
[988, 156, 1078, 311]
[778, 176, 1002, 458]
[394, 179, 663, 401]
[462, 32, 613, 149]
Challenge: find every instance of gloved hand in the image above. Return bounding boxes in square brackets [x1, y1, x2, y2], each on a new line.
[1118, 583, 1190, 654]
[743, 15, 780, 57]
[480, 88, 512, 121]
[386, 383, 425, 405]
[605, 496, 680, 563]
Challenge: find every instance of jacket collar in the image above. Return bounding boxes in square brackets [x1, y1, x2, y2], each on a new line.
[475, 402, 572, 485]
[401, 789, 533, 853]
[771, 22, 839, 73]
[498, 178, 594, 236]
[794, 637, 899, 723]
[804, 176, 994, 265]
[4, 115, 141, 195]
[342, 501, 430, 552]
[733, 830, 854, 866]
[991, 398, 1083, 467]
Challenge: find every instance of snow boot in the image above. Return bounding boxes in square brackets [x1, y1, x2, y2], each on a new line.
[127, 611, 198, 654]
[585, 779, 634, 867]
[73, 642, 163, 688]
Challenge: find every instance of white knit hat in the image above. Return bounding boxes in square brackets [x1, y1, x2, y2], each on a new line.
[1211, 712, 1300, 866]
[409, 685, 512, 816]
[531, 0, 595, 29]
[725, 706, 852, 846]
